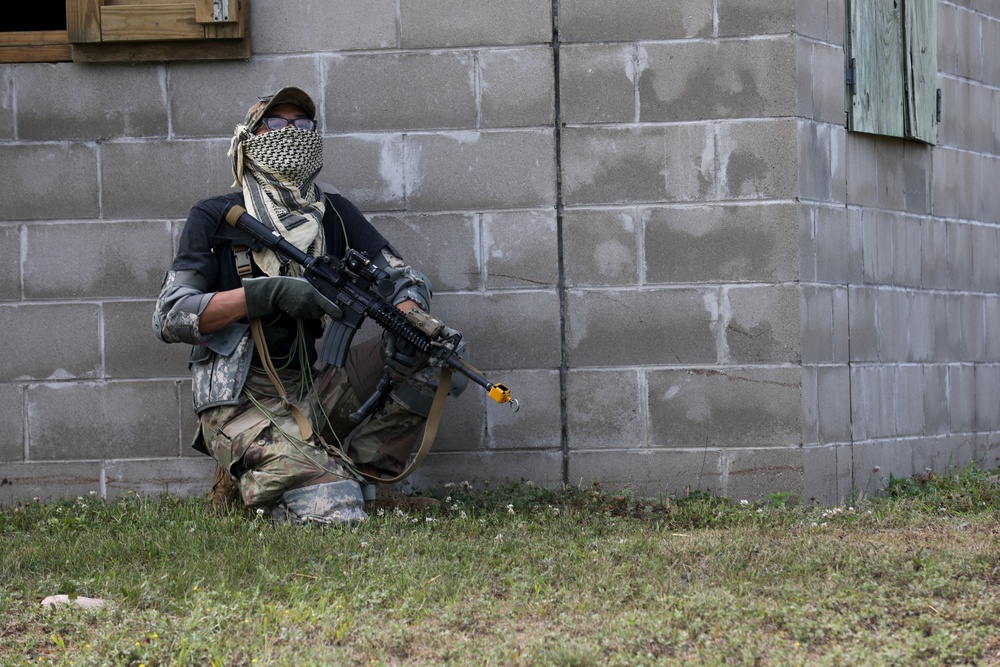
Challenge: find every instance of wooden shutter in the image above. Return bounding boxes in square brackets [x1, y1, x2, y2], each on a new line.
[847, 0, 937, 144]
[67, 0, 249, 62]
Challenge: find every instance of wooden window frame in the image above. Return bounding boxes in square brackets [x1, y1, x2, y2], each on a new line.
[0, 0, 249, 64]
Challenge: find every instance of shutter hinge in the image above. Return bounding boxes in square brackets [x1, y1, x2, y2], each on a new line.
[936, 88, 942, 123]
[846, 58, 856, 93]
[213, 0, 230, 22]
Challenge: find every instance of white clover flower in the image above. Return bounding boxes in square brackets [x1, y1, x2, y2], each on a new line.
[461, 481, 473, 491]
[459, 511, 468, 519]
[494, 533, 503, 544]
[444, 482, 456, 490]
[739, 499, 749, 506]
[256, 508, 265, 516]
[377, 508, 385, 517]
[507, 504, 515, 514]
[361, 541, 369, 548]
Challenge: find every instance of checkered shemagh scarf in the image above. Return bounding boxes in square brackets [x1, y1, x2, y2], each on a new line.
[228, 125, 326, 277]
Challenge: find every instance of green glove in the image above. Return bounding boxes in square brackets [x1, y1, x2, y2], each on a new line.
[243, 276, 342, 321]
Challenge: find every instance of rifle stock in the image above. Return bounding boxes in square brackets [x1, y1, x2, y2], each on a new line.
[222, 204, 518, 419]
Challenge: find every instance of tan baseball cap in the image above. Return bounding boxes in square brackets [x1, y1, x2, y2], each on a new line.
[243, 86, 316, 130]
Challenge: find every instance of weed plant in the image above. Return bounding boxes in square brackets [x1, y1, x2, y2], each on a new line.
[2, 466, 1000, 666]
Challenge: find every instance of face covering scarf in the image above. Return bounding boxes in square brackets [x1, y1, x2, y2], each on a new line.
[229, 126, 326, 277]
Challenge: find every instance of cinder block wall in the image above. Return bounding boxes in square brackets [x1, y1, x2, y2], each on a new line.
[1, 1, 998, 505]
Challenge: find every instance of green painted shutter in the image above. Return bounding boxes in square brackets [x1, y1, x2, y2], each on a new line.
[848, 0, 937, 145]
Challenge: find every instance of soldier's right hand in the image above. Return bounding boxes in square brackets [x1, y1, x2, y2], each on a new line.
[243, 276, 342, 321]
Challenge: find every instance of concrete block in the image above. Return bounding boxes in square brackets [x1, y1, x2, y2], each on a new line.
[1, 304, 100, 381]
[860, 210, 889, 285]
[814, 205, 855, 283]
[486, 369, 561, 450]
[796, 0, 828, 40]
[27, 381, 181, 461]
[902, 143, 933, 215]
[323, 134, 405, 212]
[325, 52, 476, 132]
[724, 285, 800, 364]
[431, 291, 561, 370]
[0, 461, 102, 504]
[400, 0, 551, 48]
[644, 203, 798, 284]
[845, 134, 878, 207]
[947, 220, 974, 291]
[802, 365, 818, 445]
[850, 439, 914, 498]
[812, 43, 846, 126]
[875, 140, 906, 211]
[639, 38, 795, 121]
[480, 47, 555, 128]
[876, 289, 908, 362]
[483, 210, 558, 290]
[798, 120, 832, 202]
[913, 434, 977, 477]
[647, 367, 802, 448]
[169, 57, 320, 138]
[725, 448, 803, 502]
[987, 296, 1000, 362]
[369, 211, 480, 291]
[895, 365, 926, 437]
[907, 292, 935, 362]
[405, 130, 556, 210]
[937, 2, 958, 76]
[423, 383, 485, 452]
[558, 0, 712, 42]
[105, 301, 191, 379]
[252, 0, 397, 53]
[410, 450, 564, 491]
[975, 364, 1000, 432]
[934, 293, 962, 361]
[987, 157, 1000, 225]
[956, 151, 985, 223]
[567, 288, 717, 367]
[921, 218, 949, 289]
[986, 19, 1000, 87]
[717, 0, 795, 36]
[0, 383, 23, 462]
[0, 225, 19, 301]
[803, 444, 853, 506]
[566, 369, 644, 449]
[101, 140, 232, 219]
[562, 124, 715, 206]
[955, 7, 984, 82]
[972, 224, 999, 292]
[922, 365, 949, 435]
[562, 208, 639, 287]
[16, 64, 166, 141]
[0, 144, 99, 221]
[567, 449, 723, 499]
[718, 119, 798, 200]
[0, 68, 11, 139]
[817, 365, 851, 444]
[104, 457, 216, 500]
[850, 366, 893, 440]
[949, 363, 976, 433]
[799, 205, 817, 283]
[559, 44, 636, 124]
[24, 221, 172, 299]
[847, 286, 878, 362]
[829, 126, 847, 204]
[960, 294, 987, 362]
[801, 286, 836, 363]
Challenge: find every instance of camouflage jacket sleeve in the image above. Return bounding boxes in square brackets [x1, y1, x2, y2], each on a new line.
[152, 268, 253, 412]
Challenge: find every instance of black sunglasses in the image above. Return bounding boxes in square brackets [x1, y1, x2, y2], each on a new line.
[258, 116, 318, 132]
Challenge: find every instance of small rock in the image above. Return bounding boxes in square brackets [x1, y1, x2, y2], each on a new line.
[41, 595, 107, 609]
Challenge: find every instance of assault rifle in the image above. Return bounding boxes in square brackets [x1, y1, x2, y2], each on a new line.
[221, 204, 518, 422]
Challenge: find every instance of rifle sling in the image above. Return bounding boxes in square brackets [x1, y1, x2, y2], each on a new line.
[234, 244, 315, 443]
[357, 366, 451, 486]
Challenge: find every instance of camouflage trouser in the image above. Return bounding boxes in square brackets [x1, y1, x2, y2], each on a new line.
[199, 337, 437, 508]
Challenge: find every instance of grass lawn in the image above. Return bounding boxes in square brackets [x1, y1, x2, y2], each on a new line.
[2, 468, 999, 666]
